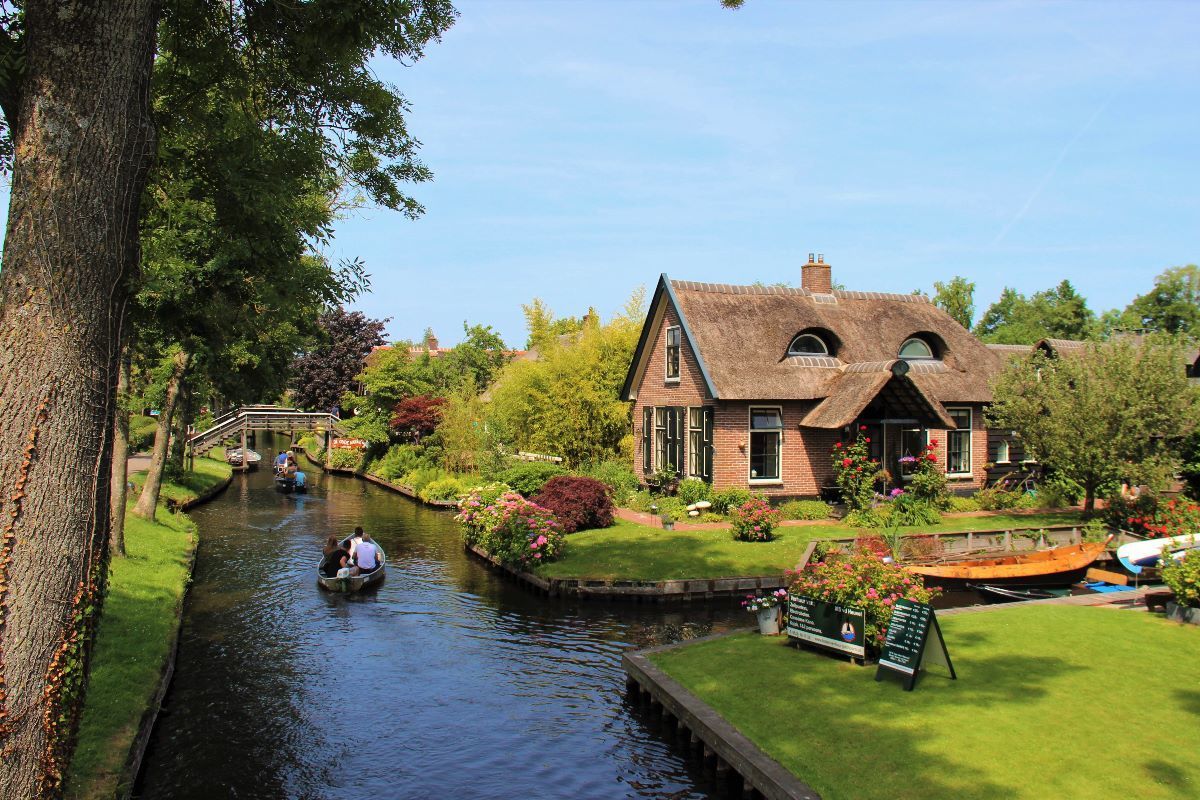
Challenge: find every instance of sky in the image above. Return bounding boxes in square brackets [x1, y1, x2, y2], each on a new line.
[6, 1, 1198, 348]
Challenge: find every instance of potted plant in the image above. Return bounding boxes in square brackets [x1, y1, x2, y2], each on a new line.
[743, 589, 788, 635]
[1161, 548, 1200, 625]
[660, 512, 675, 531]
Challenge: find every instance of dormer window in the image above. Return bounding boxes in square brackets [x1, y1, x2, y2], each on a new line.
[898, 337, 935, 359]
[787, 333, 829, 356]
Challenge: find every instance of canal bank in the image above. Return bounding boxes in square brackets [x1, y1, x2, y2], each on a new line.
[132, 456, 755, 799]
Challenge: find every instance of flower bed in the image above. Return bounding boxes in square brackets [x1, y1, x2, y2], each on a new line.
[455, 488, 565, 569]
[731, 496, 781, 541]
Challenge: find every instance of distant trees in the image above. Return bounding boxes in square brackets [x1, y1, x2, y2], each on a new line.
[974, 280, 1097, 344]
[988, 335, 1199, 510]
[932, 277, 975, 329]
[291, 310, 388, 411]
[1120, 265, 1200, 336]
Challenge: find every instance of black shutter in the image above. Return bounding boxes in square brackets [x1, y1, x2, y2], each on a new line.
[702, 407, 714, 482]
[673, 406, 686, 476]
[642, 406, 653, 473]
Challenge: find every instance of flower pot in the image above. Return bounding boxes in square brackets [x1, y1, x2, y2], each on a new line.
[756, 606, 780, 635]
[1166, 601, 1200, 626]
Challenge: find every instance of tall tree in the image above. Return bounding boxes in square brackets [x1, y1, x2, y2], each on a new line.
[291, 309, 388, 411]
[932, 276, 975, 330]
[974, 280, 1097, 344]
[441, 322, 509, 393]
[1122, 265, 1200, 335]
[988, 336, 1199, 510]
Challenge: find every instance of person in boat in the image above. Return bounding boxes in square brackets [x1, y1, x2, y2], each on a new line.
[274, 451, 289, 473]
[321, 535, 350, 577]
[351, 530, 381, 576]
[347, 526, 364, 562]
[294, 470, 306, 490]
[285, 453, 299, 477]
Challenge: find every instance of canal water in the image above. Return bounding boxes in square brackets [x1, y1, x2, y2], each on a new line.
[136, 452, 745, 799]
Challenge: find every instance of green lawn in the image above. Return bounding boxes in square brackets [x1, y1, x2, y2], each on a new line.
[651, 605, 1199, 800]
[66, 508, 197, 800]
[129, 456, 231, 507]
[539, 511, 1087, 582]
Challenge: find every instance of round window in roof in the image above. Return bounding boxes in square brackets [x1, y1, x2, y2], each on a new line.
[898, 337, 935, 359]
[787, 333, 829, 356]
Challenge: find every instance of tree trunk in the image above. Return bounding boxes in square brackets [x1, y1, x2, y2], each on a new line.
[109, 347, 133, 557]
[1084, 484, 1096, 513]
[0, 3, 159, 797]
[132, 349, 191, 521]
[167, 379, 194, 477]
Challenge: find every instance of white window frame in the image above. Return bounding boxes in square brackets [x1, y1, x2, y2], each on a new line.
[787, 333, 829, 356]
[665, 326, 681, 382]
[748, 406, 784, 484]
[945, 407, 972, 477]
[687, 406, 704, 478]
[898, 337, 935, 359]
[995, 439, 1010, 464]
[654, 408, 668, 470]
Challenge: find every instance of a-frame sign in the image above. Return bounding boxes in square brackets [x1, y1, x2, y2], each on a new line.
[874, 598, 956, 691]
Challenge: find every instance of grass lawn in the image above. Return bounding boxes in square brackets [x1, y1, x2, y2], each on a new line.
[539, 511, 1088, 582]
[651, 605, 1200, 800]
[66, 508, 197, 800]
[129, 456, 231, 507]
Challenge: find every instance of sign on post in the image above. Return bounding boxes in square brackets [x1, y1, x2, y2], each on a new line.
[331, 438, 368, 450]
[785, 595, 866, 659]
[875, 598, 956, 691]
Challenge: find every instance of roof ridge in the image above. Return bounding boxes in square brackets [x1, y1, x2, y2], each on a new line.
[669, 279, 931, 304]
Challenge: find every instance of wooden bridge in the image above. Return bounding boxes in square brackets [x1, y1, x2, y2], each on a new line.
[187, 405, 346, 464]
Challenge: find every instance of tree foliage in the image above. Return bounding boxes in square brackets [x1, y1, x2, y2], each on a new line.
[291, 308, 388, 410]
[987, 336, 1200, 509]
[390, 394, 446, 442]
[1120, 265, 1200, 336]
[974, 280, 1097, 344]
[932, 276, 975, 329]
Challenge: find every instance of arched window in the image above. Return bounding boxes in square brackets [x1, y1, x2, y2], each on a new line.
[787, 333, 829, 356]
[898, 337, 934, 359]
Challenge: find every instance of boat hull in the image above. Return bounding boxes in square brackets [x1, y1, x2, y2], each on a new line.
[905, 542, 1106, 589]
[317, 566, 385, 593]
[1116, 533, 1200, 574]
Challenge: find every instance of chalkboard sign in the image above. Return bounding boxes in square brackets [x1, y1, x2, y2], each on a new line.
[786, 595, 866, 659]
[875, 598, 956, 691]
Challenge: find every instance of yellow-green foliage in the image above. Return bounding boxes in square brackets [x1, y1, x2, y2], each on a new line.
[66, 510, 196, 800]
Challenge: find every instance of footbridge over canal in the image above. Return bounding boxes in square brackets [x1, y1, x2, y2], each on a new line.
[187, 405, 346, 465]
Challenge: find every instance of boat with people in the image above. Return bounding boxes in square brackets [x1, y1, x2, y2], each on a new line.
[226, 447, 261, 469]
[1115, 533, 1200, 574]
[904, 541, 1108, 588]
[317, 532, 386, 593]
[273, 449, 306, 493]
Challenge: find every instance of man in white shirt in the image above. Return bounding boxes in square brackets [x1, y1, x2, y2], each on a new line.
[352, 529, 381, 575]
[347, 526, 364, 561]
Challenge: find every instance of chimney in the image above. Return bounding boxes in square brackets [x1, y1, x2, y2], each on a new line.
[802, 253, 832, 293]
[425, 329, 439, 351]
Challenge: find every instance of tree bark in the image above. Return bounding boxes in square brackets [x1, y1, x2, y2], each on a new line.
[0, 3, 158, 796]
[167, 378, 194, 477]
[132, 349, 191, 521]
[109, 347, 133, 557]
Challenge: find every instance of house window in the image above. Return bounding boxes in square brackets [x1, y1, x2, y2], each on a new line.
[749, 407, 783, 482]
[655, 408, 669, 470]
[688, 408, 704, 478]
[787, 333, 829, 356]
[995, 439, 1010, 464]
[898, 337, 934, 359]
[900, 427, 926, 477]
[946, 408, 972, 476]
[665, 326, 681, 381]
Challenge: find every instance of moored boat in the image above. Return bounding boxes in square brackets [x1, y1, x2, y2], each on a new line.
[968, 583, 1063, 602]
[317, 538, 386, 593]
[905, 541, 1108, 588]
[227, 448, 261, 469]
[1115, 533, 1200, 574]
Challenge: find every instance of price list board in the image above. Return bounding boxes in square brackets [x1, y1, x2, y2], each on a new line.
[785, 595, 866, 659]
[875, 598, 956, 691]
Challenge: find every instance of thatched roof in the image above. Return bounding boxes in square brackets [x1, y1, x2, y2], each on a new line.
[672, 279, 1001, 399]
[986, 343, 1035, 358]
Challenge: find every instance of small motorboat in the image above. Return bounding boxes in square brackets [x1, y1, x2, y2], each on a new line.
[905, 541, 1108, 588]
[317, 537, 386, 593]
[1115, 533, 1200, 574]
[968, 584, 1063, 603]
[226, 448, 261, 469]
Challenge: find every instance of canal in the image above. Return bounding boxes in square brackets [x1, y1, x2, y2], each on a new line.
[136, 452, 745, 799]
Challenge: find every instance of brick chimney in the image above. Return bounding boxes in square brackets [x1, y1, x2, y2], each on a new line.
[802, 253, 832, 293]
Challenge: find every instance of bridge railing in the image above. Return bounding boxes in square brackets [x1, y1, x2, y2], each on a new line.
[188, 407, 345, 456]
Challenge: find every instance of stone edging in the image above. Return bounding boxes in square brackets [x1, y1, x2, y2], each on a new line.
[465, 543, 784, 600]
[623, 639, 822, 800]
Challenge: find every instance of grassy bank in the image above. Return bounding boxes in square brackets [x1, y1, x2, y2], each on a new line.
[651, 605, 1199, 800]
[539, 511, 1087, 581]
[128, 456, 230, 508]
[66, 459, 231, 799]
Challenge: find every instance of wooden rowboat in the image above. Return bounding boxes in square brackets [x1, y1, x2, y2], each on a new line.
[905, 542, 1107, 588]
[317, 538, 386, 593]
[226, 448, 261, 468]
[1116, 533, 1200, 574]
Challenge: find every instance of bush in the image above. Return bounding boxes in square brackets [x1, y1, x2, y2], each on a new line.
[946, 495, 981, 513]
[677, 478, 712, 507]
[730, 497, 780, 542]
[461, 481, 511, 506]
[711, 487, 752, 515]
[419, 476, 465, 503]
[975, 486, 1022, 510]
[1161, 548, 1200, 608]
[844, 508, 884, 528]
[787, 550, 939, 651]
[625, 489, 655, 513]
[402, 466, 447, 493]
[1105, 494, 1200, 539]
[832, 428, 880, 512]
[328, 448, 364, 471]
[497, 462, 567, 496]
[907, 438, 948, 507]
[887, 492, 941, 527]
[454, 490, 565, 569]
[129, 415, 158, 452]
[1038, 473, 1083, 508]
[580, 460, 640, 502]
[779, 500, 832, 521]
[369, 444, 430, 482]
[531, 476, 614, 534]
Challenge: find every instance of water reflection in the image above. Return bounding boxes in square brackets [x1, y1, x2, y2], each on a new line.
[136, 447, 744, 799]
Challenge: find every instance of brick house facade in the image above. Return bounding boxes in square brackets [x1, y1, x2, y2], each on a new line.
[621, 260, 1003, 499]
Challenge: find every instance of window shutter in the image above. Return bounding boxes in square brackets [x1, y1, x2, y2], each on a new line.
[642, 406, 653, 473]
[673, 406, 686, 476]
[702, 407, 714, 481]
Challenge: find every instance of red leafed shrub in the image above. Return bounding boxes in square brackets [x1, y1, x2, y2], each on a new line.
[532, 476, 614, 534]
[390, 395, 446, 442]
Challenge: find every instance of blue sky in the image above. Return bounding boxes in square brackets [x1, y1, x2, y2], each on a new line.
[5, 1, 1196, 348]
